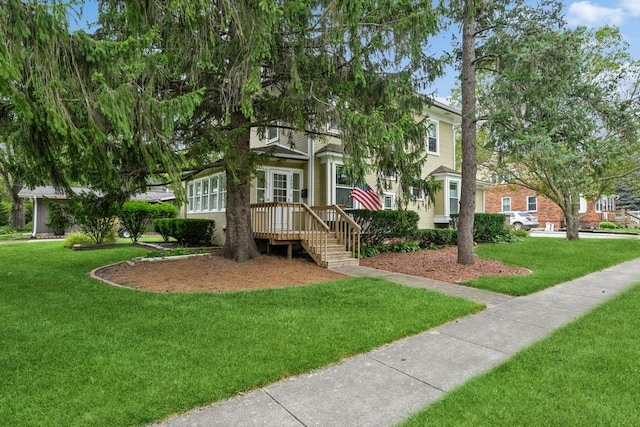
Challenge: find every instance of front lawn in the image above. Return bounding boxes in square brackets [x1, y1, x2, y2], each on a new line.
[469, 237, 640, 295]
[0, 242, 482, 427]
[402, 282, 640, 426]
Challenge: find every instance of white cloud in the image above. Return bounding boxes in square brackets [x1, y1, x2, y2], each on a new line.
[620, 0, 640, 17]
[567, 1, 624, 26]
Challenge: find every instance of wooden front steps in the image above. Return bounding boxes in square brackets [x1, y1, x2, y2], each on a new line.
[302, 235, 360, 268]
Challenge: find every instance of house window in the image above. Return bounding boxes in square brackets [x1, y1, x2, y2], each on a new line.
[595, 196, 615, 212]
[383, 193, 396, 210]
[335, 164, 354, 208]
[449, 182, 459, 215]
[502, 197, 511, 212]
[187, 173, 226, 213]
[292, 172, 301, 202]
[266, 122, 279, 143]
[426, 121, 438, 154]
[256, 170, 266, 203]
[527, 196, 537, 212]
[328, 119, 341, 134]
[411, 185, 424, 201]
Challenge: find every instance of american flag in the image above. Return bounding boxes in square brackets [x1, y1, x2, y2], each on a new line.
[349, 185, 382, 210]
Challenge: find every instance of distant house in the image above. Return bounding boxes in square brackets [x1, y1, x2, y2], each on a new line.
[18, 186, 175, 238]
[485, 183, 616, 229]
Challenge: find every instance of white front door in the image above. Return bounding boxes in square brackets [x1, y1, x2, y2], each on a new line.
[270, 170, 291, 231]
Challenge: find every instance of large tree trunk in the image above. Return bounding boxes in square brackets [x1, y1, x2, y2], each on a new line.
[10, 178, 25, 228]
[563, 200, 581, 241]
[221, 113, 261, 262]
[457, 0, 477, 265]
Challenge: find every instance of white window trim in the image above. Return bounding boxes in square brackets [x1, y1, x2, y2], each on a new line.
[502, 197, 512, 212]
[527, 195, 537, 212]
[258, 166, 304, 203]
[383, 192, 396, 210]
[426, 120, 439, 155]
[410, 185, 424, 201]
[187, 172, 227, 213]
[327, 120, 341, 135]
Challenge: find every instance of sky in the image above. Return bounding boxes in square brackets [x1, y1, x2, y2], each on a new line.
[73, 1, 639, 104]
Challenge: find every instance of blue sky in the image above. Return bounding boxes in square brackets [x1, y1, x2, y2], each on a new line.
[74, 1, 639, 103]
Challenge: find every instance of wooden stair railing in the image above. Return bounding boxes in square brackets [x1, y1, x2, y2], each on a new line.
[310, 205, 361, 260]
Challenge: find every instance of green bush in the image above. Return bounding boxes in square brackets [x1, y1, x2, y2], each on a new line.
[0, 202, 10, 227]
[149, 203, 178, 219]
[153, 218, 173, 242]
[599, 221, 618, 229]
[416, 229, 457, 248]
[153, 218, 216, 246]
[44, 198, 74, 235]
[474, 213, 509, 242]
[62, 231, 95, 249]
[349, 209, 419, 246]
[118, 201, 176, 242]
[450, 213, 508, 243]
[388, 241, 421, 253]
[67, 193, 121, 244]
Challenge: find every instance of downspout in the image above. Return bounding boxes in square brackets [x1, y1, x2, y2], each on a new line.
[307, 136, 314, 206]
[31, 196, 37, 238]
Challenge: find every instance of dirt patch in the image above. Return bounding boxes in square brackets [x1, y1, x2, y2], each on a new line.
[93, 246, 528, 293]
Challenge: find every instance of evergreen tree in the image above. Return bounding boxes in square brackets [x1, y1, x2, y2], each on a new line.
[95, 0, 445, 262]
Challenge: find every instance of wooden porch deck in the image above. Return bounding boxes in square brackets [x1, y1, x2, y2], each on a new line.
[251, 203, 361, 268]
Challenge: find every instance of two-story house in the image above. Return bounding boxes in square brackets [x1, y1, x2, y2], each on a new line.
[184, 100, 490, 266]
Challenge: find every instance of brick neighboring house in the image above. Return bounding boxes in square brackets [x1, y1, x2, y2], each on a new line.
[486, 183, 616, 229]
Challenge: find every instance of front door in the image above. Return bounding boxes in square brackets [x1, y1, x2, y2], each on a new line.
[270, 170, 291, 231]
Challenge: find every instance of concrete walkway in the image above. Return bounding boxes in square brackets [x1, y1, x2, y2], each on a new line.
[156, 259, 640, 427]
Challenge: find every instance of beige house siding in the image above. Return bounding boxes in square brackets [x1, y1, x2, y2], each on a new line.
[183, 101, 488, 234]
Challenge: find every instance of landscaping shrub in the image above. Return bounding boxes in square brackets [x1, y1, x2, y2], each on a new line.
[153, 218, 173, 242]
[149, 203, 178, 219]
[0, 202, 10, 227]
[388, 241, 421, 253]
[416, 229, 457, 248]
[474, 213, 509, 242]
[450, 213, 508, 242]
[44, 198, 74, 235]
[119, 201, 153, 242]
[67, 193, 122, 244]
[153, 218, 216, 246]
[599, 221, 618, 229]
[349, 209, 419, 245]
[62, 231, 95, 249]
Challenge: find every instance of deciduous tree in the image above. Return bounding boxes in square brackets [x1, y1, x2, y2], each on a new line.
[481, 25, 640, 239]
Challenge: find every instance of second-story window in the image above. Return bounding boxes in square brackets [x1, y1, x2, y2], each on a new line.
[266, 122, 279, 144]
[426, 121, 438, 154]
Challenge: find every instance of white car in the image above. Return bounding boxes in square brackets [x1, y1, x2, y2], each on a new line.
[503, 211, 539, 230]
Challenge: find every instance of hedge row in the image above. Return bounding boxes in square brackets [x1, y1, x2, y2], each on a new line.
[153, 218, 216, 246]
[349, 209, 419, 246]
[119, 201, 178, 242]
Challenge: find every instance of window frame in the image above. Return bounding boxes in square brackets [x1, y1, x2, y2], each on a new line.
[527, 195, 537, 212]
[426, 120, 438, 155]
[186, 173, 227, 213]
[501, 197, 512, 212]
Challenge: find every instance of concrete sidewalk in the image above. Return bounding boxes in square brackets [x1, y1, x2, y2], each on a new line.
[156, 259, 640, 427]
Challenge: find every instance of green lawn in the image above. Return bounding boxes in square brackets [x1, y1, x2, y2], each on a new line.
[402, 282, 640, 426]
[0, 241, 482, 427]
[468, 237, 640, 295]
